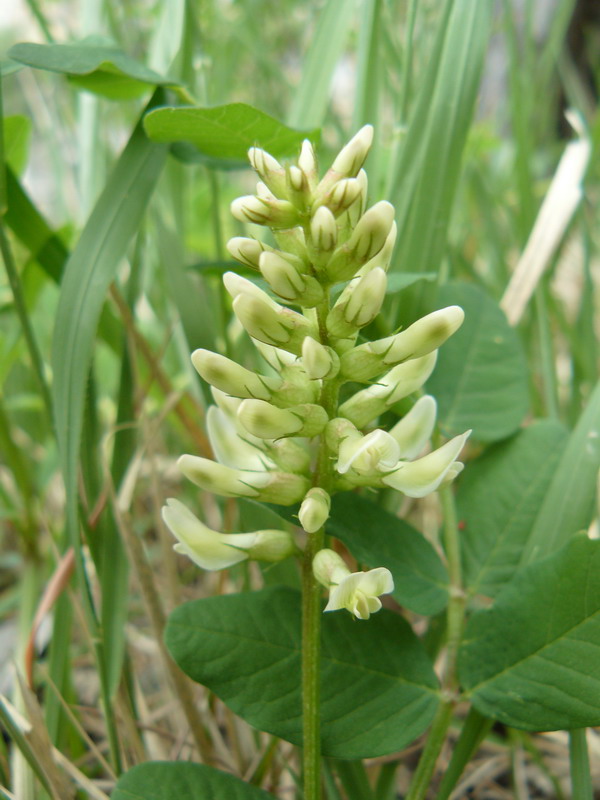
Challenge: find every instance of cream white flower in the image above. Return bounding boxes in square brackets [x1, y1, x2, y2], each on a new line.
[313, 548, 393, 620]
[162, 498, 297, 571]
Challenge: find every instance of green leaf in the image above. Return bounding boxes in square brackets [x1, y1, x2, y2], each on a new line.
[460, 536, 600, 731]
[459, 420, 568, 598]
[287, 0, 354, 129]
[113, 761, 275, 800]
[521, 380, 600, 565]
[3, 116, 31, 175]
[51, 96, 167, 561]
[388, 0, 493, 276]
[426, 282, 530, 441]
[144, 103, 318, 168]
[9, 37, 182, 100]
[385, 271, 436, 295]
[327, 493, 449, 615]
[166, 586, 439, 759]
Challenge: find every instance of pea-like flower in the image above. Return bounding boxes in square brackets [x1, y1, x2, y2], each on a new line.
[162, 498, 298, 571]
[313, 549, 394, 620]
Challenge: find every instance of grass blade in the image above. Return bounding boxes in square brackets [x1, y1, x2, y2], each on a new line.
[287, 0, 354, 129]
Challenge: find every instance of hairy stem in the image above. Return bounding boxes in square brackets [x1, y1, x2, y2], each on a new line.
[406, 483, 466, 800]
[301, 293, 338, 800]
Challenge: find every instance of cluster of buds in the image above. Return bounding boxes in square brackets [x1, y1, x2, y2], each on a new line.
[163, 126, 470, 619]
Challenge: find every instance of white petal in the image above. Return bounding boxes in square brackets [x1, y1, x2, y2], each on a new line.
[207, 406, 274, 470]
[388, 395, 437, 460]
[382, 430, 470, 498]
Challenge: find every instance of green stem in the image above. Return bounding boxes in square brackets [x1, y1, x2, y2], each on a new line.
[301, 292, 338, 800]
[405, 702, 454, 800]
[569, 729, 593, 800]
[406, 482, 466, 800]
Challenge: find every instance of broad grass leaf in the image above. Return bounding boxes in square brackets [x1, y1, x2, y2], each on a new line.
[51, 97, 167, 613]
[327, 493, 449, 615]
[9, 36, 181, 100]
[113, 762, 275, 799]
[166, 586, 439, 759]
[144, 103, 318, 168]
[287, 0, 354, 129]
[459, 420, 568, 597]
[388, 0, 493, 277]
[3, 115, 31, 175]
[460, 536, 600, 731]
[521, 380, 600, 565]
[426, 282, 529, 442]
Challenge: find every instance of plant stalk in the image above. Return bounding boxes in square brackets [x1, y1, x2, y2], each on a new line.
[301, 293, 338, 800]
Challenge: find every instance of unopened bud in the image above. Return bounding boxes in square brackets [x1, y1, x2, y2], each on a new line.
[230, 195, 300, 229]
[298, 139, 318, 189]
[361, 221, 397, 273]
[341, 306, 464, 381]
[206, 406, 274, 471]
[325, 201, 395, 282]
[299, 488, 331, 533]
[330, 124, 374, 178]
[288, 165, 305, 192]
[226, 237, 266, 270]
[344, 168, 368, 228]
[313, 548, 350, 587]
[382, 430, 471, 498]
[264, 438, 311, 473]
[302, 336, 340, 380]
[320, 177, 362, 216]
[238, 399, 328, 439]
[311, 206, 337, 253]
[191, 349, 280, 400]
[259, 252, 324, 307]
[388, 395, 437, 460]
[327, 267, 387, 340]
[223, 271, 277, 304]
[338, 352, 438, 428]
[179, 454, 309, 504]
[248, 147, 288, 198]
[232, 293, 318, 355]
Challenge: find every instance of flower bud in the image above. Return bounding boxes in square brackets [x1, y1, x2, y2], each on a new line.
[288, 165, 305, 192]
[206, 406, 274, 471]
[248, 147, 288, 198]
[327, 267, 387, 339]
[310, 206, 338, 267]
[338, 352, 438, 428]
[298, 139, 318, 188]
[382, 430, 471, 498]
[232, 293, 318, 355]
[226, 237, 266, 270]
[163, 498, 297, 571]
[324, 201, 395, 282]
[259, 252, 324, 307]
[223, 271, 276, 303]
[179, 454, 309, 504]
[302, 336, 340, 380]
[270, 363, 321, 406]
[313, 548, 350, 587]
[344, 168, 368, 229]
[238, 399, 328, 439]
[341, 306, 464, 381]
[299, 488, 331, 533]
[263, 438, 311, 473]
[388, 395, 437, 460]
[318, 177, 362, 217]
[361, 220, 397, 273]
[336, 428, 400, 476]
[191, 349, 280, 401]
[330, 124, 374, 178]
[230, 195, 300, 229]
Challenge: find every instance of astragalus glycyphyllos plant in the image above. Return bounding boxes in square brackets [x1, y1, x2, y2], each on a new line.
[161, 125, 469, 800]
